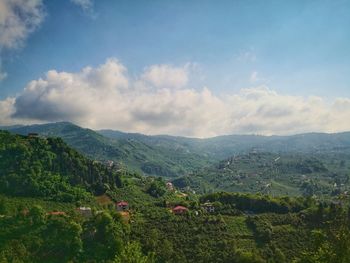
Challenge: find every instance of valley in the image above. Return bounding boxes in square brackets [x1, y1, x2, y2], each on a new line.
[1, 124, 350, 262]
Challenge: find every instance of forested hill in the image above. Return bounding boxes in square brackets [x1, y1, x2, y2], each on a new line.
[5, 122, 211, 177]
[0, 130, 122, 201]
[5, 122, 350, 179]
[2, 129, 350, 262]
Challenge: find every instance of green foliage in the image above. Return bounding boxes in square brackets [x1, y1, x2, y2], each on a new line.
[146, 178, 167, 197]
[0, 131, 123, 201]
[176, 152, 350, 197]
[114, 241, 155, 263]
[296, 209, 350, 263]
[201, 192, 307, 214]
[82, 212, 124, 261]
[3, 125, 350, 262]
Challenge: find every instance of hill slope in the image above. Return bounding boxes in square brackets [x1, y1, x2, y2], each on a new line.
[172, 151, 350, 196]
[6, 122, 350, 180]
[5, 122, 212, 177]
[0, 130, 122, 201]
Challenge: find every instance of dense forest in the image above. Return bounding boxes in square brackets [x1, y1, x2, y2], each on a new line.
[0, 131, 122, 201]
[1, 130, 350, 262]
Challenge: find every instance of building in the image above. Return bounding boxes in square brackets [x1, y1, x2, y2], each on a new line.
[166, 182, 174, 191]
[116, 201, 129, 211]
[172, 205, 188, 215]
[201, 202, 215, 213]
[76, 207, 92, 218]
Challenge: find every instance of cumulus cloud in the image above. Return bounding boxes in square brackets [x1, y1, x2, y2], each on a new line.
[0, 0, 45, 49]
[1, 58, 350, 137]
[141, 64, 189, 89]
[0, 97, 15, 125]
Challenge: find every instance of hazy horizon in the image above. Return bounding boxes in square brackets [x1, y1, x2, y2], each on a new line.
[3, 120, 350, 139]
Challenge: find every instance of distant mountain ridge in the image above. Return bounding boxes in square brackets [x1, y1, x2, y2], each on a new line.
[3, 122, 211, 177]
[3, 122, 350, 178]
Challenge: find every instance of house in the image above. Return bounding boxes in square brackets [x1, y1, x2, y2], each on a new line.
[105, 160, 114, 168]
[76, 207, 92, 218]
[47, 211, 66, 216]
[201, 202, 215, 213]
[172, 205, 188, 215]
[116, 201, 129, 211]
[166, 182, 174, 191]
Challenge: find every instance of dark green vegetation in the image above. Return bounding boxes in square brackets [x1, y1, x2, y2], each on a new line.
[0, 131, 122, 202]
[5, 122, 211, 178]
[5, 122, 350, 180]
[1, 130, 350, 262]
[174, 152, 350, 196]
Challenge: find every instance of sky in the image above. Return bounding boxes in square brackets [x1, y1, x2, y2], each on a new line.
[0, 0, 350, 137]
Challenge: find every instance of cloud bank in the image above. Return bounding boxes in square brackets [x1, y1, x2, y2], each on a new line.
[1, 58, 350, 137]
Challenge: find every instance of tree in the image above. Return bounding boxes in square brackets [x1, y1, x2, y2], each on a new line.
[29, 205, 46, 225]
[147, 179, 166, 198]
[39, 216, 82, 262]
[114, 242, 155, 263]
[83, 212, 123, 261]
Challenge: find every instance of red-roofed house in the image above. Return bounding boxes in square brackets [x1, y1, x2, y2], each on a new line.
[172, 206, 188, 215]
[116, 201, 129, 211]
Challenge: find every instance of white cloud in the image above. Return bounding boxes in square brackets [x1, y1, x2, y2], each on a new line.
[0, 0, 45, 82]
[0, 97, 15, 125]
[1, 58, 350, 137]
[70, 0, 95, 17]
[0, 0, 45, 50]
[141, 64, 189, 89]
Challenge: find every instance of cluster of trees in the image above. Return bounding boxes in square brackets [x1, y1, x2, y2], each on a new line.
[0, 205, 155, 262]
[0, 131, 123, 202]
[200, 192, 310, 214]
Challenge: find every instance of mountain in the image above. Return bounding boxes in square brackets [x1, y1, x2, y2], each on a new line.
[5, 122, 212, 177]
[99, 128, 350, 158]
[6, 122, 350, 179]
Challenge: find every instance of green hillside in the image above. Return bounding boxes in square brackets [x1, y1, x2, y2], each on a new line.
[99, 128, 350, 159]
[1, 131, 350, 262]
[6, 122, 350, 181]
[0, 130, 122, 202]
[173, 152, 350, 197]
[6, 122, 211, 178]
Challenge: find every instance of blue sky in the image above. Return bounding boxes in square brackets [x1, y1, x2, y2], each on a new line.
[0, 0, 349, 136]
[1, 0, 349, 99]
